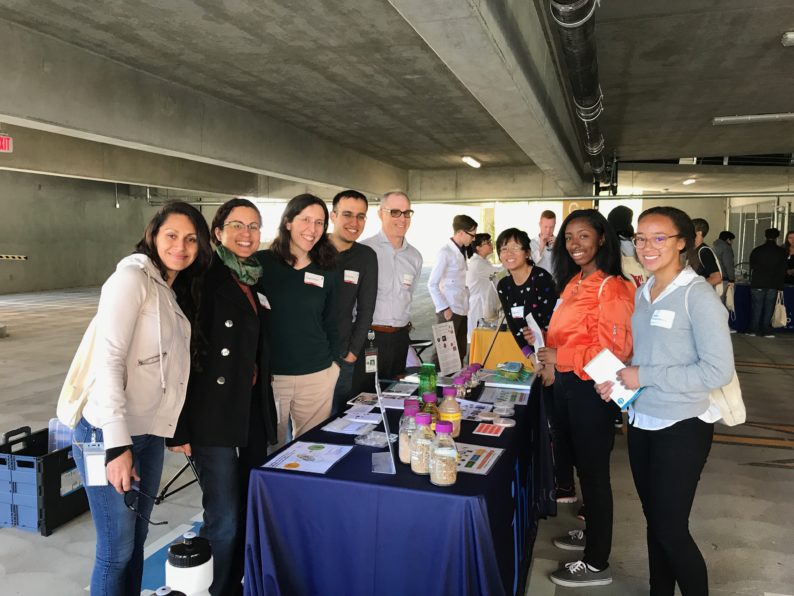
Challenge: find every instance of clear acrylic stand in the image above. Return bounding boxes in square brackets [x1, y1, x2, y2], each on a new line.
[371, 363, 397, 475]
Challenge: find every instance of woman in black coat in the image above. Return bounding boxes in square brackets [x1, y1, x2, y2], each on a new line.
[168, 198, 276, 596]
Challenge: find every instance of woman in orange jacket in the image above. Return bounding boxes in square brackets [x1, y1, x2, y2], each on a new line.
[530, 209, 636, 588]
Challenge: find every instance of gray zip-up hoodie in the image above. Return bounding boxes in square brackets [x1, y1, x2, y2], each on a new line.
[633, 268, 735, 420]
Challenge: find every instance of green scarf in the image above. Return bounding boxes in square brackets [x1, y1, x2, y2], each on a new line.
[215, 244, 263, 285]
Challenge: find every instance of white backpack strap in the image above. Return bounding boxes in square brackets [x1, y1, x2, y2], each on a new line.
[598, 275, 613, 299]
[683, 278, 708, 322]
[597, 275, 613, 309]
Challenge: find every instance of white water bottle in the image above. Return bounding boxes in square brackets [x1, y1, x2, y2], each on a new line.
[155, 588, 186, 596]
[165, 531, 213, 596]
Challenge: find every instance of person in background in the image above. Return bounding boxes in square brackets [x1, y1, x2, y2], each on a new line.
[691, 218, 723, 292]
[168, 198, 277, 596]
[255, 194, 339, 446]
[362, 191, 423, 381]
[531, 209, 635, 588]
[531, 209, 557, 278]
[784, 230, 794, 285]
[465, 233, 502, 344]
[596, 206, 734, 596]
[748, 227, 787, 338]
[72, 202, 211, 596]
[607, 205, 647, 288]
[328, 190, 378, 414]
[713, 231, 736, 289]
[428, 214, 478, 363]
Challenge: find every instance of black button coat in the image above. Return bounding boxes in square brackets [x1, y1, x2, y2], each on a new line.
[168, 255, 277, 462]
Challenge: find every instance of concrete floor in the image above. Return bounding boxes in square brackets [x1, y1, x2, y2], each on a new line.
[1, 271, 793, 595]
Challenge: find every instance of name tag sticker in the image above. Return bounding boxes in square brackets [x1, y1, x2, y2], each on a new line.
[304, 272, 325, 288]
[257, 293, 271, 309]
[344, 270, 360, 284]
[401, 273, 414, 287]
[650, 309, 676, 329]
[511, 306, 524, 319]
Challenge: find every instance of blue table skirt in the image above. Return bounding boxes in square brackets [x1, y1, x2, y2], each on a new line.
[730, 285, 794, 332]
[244, 380, 553, 596]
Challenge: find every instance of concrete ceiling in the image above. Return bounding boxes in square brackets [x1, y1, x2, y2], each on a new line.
[0, 0, 532, 170]
[1, 0, 792, 187]
[594, 0, 794, 161]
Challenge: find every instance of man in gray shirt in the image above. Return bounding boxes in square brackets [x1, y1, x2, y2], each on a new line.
[712, 231, 736, 286]
[362, 191, 423, 381]
[328, 190, 378, 413]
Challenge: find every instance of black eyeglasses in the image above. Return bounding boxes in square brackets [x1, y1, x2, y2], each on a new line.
[381, 208, 414, 219]
[464, 230, 477, 238]
[124, 486, 167, 526]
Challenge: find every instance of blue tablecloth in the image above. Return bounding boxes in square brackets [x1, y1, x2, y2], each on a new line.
[730, 285, 794, 332]
[244, 380, 552, 596]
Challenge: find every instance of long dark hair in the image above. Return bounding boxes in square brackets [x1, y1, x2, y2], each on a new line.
[134, 201, 212, 363]
[552, 209, 625, 290]
[271, 194, 337, 270]
[210, 197, 261, 245]
[638, 206, 697, 267]
[784, 230, 794, 254]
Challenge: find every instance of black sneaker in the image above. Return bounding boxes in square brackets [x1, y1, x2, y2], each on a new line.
[550, 560, 612, 587]
[553, 529, 585, 551]
[555, 486, 577, 504]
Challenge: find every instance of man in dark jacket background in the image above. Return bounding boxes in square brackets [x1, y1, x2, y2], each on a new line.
[748, 228, 787, 337]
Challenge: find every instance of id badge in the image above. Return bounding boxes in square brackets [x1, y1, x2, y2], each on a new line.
[83, 442, 108, 486]
[364, 347, 378, 374]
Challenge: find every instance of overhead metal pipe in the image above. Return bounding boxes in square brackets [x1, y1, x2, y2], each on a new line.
[550, 0, 606, 181]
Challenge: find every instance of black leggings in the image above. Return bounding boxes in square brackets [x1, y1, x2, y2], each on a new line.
[628, 417, 714, 596]
[553, 371, 617, 570]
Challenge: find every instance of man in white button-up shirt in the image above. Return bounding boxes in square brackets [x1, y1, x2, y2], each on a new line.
[530, 209, 557, 278]
[361, 191, 423, 381]
[428, 214, 478, 361]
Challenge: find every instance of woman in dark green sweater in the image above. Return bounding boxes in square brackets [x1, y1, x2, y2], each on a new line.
[255, 194, 339, 445]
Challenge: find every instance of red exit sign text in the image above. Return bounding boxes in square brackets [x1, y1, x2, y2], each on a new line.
[0, 134, 12, 153]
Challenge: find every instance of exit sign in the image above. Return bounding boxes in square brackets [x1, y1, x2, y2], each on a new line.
[0, 134, 12, 153]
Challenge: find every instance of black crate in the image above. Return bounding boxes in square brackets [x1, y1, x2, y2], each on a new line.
[0, 426, 89, 536]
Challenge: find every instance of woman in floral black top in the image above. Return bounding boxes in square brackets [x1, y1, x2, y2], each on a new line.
[495, 227, 575, 507]
[496, 228, 558, 358]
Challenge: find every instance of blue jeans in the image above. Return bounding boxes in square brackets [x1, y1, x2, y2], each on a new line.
[191, 445, 244, 596]
[749, 288, 777, 335]
[72, 417, 164, 596]
[331, 359, 355, 416]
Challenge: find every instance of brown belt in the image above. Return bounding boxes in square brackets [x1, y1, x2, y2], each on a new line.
[371, 324, 409, 334]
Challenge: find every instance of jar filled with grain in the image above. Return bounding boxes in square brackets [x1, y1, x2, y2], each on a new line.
[430, 420, 457, 486]
[410, 412, 435, 475]
[398, 402, 420, 464]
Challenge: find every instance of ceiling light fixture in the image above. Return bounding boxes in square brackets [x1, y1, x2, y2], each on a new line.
[712, 112, 794, 125]
[461, 156, 481, 168]
[782, 32, 794, 47]
[682, 178, 696, 186]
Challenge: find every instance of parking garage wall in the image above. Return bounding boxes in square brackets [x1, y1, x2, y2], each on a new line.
[0, 170, 158, 294]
